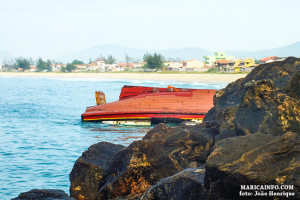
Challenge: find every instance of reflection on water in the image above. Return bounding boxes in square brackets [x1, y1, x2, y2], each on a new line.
[85, 124, 152, 145]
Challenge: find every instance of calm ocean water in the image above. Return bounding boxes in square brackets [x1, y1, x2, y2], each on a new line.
[0, 75, 226, 199]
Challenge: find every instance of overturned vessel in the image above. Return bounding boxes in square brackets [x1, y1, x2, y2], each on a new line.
[81, 85, 217, 125]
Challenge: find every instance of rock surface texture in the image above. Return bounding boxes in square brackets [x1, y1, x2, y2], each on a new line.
[205, 132, 300, 199]
[95, 124, 218, 199]
[140, 168, 206, 200]
[12, 189, 75, 200]
[67, 57, 299, 200]
[17, 58, 299, 199]
[69, 142, 124, 200]
[204, 57, 300, 140]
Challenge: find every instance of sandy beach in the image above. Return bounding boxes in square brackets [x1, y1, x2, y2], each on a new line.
[0, 72, 247, 83]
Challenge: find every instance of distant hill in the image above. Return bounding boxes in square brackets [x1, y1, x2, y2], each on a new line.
[3, 42, 299, 64]
[56, 44, 211, 63]
[227, 42, 300, 59]
[57, 42, 300, 63]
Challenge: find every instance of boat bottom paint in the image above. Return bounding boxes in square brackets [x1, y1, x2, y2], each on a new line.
[102, 120, 151, 126]
[86, 117, 204, 126]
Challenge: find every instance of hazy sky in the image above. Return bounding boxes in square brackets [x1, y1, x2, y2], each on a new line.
[1, 0, 299, 59]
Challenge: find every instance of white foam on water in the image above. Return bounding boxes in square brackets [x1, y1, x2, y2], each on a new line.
[1, 75, 227, 89]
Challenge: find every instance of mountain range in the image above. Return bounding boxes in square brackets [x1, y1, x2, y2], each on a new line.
[1, 42, 300, 64]
[57, 42, 300, 63]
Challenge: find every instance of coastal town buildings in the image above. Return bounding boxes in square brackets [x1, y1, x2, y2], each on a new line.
[182, 59, 204, 70]
[116, 63, 135, 69]
[163, 60, 205, 71]
[259, 56, 286, 64]
[164, 61, 183, 70]
[87, 62, 98, 71]
[51, 64, 66, 72]
[214, 58, 257, 72]
[74, 64, 87, 72]
[95, 59, 105, 66]
[1, 52, 285, 73]
[259, 56, 278, 64]
[134, 62, 146, 69]
[204, 52, 235, 66]
[30, 65, 37, 72]
[105, 64, 117, 72]
[244, 58, 255, 68]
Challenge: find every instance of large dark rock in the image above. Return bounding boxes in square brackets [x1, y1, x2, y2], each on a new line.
[12, 189, 75, 200]
[205, 132, 300, 199]
[204, 57, 300, 140]
[140, 168, 206, 200]
[67, 58, 300, 200]
[69, 142, 124, 200]
[95, 123, 218, 199]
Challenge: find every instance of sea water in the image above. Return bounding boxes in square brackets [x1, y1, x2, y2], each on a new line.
[0, 76, 226, 199]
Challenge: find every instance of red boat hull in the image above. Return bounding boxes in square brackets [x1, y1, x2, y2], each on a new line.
[82, 86, 217, 124]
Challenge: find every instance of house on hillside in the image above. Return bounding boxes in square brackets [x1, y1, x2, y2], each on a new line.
[182, 59, 204, 71]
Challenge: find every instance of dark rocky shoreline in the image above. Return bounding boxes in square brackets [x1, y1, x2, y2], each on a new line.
[13, 57, 300, 199]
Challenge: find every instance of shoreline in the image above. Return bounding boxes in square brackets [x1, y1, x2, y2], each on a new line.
[0, 72, 247, 83]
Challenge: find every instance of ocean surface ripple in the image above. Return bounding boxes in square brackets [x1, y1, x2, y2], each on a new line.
[0, 76, 226, 199]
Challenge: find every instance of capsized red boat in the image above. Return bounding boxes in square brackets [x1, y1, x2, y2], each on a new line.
[81, 85, 217, 125]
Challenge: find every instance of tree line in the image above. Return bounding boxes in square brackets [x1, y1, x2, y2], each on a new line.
[3, 57, 54, 72]
[2, 52, 170, 72]
[2, 57, 85, 72]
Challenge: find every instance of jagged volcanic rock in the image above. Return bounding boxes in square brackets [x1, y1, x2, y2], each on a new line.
[204, 57, 300, 140]
[95, 123, 218, 199]
[69, 142, 124, 200]
[11, 189, 75, 200]
[140, 168, 206, 200]
[205, 132, 300, 199]
[68, 57, 300, 200]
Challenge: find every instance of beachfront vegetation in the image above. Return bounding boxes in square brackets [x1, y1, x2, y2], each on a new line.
[143, 53, 164, 70]
[36, 58, 52, 72]
[71, 59, 85, 65]
[99, 55, 116, 64]
[0, 51, 276, 73]
[61, 63, 76, 72]
[207, 67, 219, 73]
[13, 57, 31, 70]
